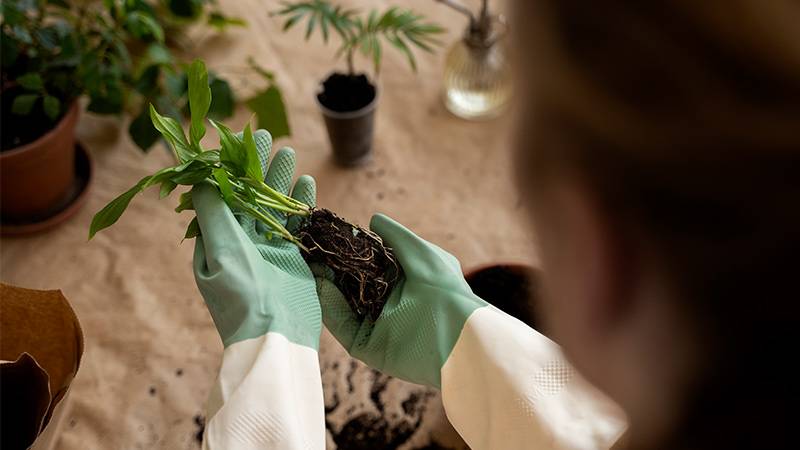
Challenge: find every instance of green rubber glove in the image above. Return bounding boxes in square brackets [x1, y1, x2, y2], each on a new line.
[192, 130, 321, 350]
[314, 214, 488, 388]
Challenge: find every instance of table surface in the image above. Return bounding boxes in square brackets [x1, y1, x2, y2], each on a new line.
[0, 1, 535, 448]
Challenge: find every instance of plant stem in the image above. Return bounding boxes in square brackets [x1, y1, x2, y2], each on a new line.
[239, 202, 309, 251]
[435, 0, 476, 23]
[240, 177, 310, 211]
[347, 49, 355, 75]
[253, 196, 310, 216]
[226, 179, 303, 213]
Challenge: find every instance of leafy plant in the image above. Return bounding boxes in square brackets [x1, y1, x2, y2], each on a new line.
[89, 60, 309, 246]
[273, 0, 444, 75]
[89, 59, 404, 322]
[1, 0, 290, 153]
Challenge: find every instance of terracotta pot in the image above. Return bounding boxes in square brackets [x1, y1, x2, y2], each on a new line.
[0, 102, 79, 222]
[464, 263, 541, 331]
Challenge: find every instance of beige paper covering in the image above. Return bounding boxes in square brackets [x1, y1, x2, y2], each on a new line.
[0, 1, 535, 448]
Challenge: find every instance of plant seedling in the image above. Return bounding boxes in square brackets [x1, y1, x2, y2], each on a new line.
[89, 59, 400, 321]
[274, 1, 444, 75]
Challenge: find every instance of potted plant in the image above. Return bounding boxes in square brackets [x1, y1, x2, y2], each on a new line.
[89, 59, 401, 321]
[273, 1, 444, 166]
[0, 0, 289, 231]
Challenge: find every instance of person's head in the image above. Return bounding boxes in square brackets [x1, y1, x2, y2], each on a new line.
[511, 1, 800, 448]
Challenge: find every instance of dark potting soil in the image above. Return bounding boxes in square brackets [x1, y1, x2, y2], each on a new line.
[317, 73, 376, 113]
[193, 414, 205, 446]
[0, 87, 68, 151]
[297, 208, 401, 321]
[466, 265, 540, 330]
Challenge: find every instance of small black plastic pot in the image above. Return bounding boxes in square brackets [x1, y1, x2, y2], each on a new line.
[316, 73, 378, 166]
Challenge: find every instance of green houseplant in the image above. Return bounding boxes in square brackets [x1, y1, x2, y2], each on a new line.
[89, 59, 401, 321]
[273, 0, 443, 166]
[0, 0, 289, 229]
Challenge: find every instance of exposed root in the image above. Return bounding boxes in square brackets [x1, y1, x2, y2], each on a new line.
[296, 208, 401, 321]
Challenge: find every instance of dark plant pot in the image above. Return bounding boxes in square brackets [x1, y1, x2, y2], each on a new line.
[465, 263, 542, 332]
[0, 102, 79, 223]
[316, 73, 378, 167]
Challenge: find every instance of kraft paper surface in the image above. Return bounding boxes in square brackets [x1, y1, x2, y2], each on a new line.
[0, 1, 534, 448]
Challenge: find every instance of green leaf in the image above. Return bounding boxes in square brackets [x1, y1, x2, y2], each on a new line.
[247, 56, 275, 83]
[165, 71, 188, 99]
[11, 94, 38, 115]
[43, 95, 61, 120]
[188, 59, 211, 151]
[89, 176, 149, 239]
[210, 119, 246, 175]
[143, 152, 217, 189]
[129, 107, 162, 152]
[1, 32, 20, 66]
[208, 77, 234, 120]
[183, 216, 201, 240]
[167, 0, 202, 18]
[305, 11, 317, 40]
[134, 65, 160, 97]
[149, 104, 194, 162]
[212, 168, 235, 203]
[246, 86, 290, 139]
[127, 11, 165, 43]
[17, 73, 43, 90]
[175, 191, 194, 212]
[146, 44, 173, 65]
[242, 123, 263, 181]
[87, 85, 123, 114]
[207, 12, 247, 30]
[34, 26, 60, 51]
[160, 180, 178, 199]
[171, 166, 212, 185]
[192, 149, 221, 165]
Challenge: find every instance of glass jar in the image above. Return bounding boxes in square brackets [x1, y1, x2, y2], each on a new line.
[443, 20, 511, 120]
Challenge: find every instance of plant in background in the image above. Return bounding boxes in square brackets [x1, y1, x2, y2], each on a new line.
[274, 0, 444, 75]
[1, 0, 289, 153]
[272, 0, 444, 165]
[90, 60, 400, 321]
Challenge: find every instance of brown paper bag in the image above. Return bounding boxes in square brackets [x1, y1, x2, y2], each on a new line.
[1, 283, 84, 450]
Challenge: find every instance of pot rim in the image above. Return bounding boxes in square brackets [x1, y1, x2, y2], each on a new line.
[0, 101, 79, 159]
[316, 82, 380, 120]
[464, 262, 538, 279]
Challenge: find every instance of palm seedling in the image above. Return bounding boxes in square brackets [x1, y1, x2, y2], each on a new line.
[272, 1, 444, 165]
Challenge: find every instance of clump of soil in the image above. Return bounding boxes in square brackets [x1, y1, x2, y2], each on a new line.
[193, 415, 205, 446]
[297, 208, 401, 321]
[317, 73, 376, 113]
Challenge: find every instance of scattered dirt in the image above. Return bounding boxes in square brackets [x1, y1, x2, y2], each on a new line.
[317, 73, 376, 113]
[297, 209, 401, 321]
[148, 386, 157, 396]
[331, 414, 416, 450]
[193, 415, 205, 446]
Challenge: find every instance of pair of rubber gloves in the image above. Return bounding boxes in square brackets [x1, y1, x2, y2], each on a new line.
[192, 129, 485, 388]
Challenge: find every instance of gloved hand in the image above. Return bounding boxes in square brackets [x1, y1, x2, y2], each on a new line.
[192, 129, 321, 350]
[314, 214, 487, 388]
